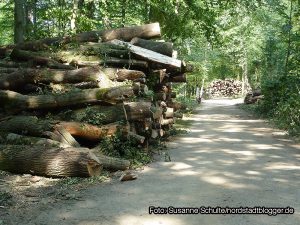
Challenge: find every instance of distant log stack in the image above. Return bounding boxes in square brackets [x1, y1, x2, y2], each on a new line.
[0, 22, 192, 177]
[206, 79, 251, 98]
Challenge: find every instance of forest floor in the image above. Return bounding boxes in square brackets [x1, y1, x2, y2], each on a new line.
[1, 98, 300, 225]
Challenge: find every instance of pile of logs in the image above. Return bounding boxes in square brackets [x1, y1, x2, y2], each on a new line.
[206, 79, 251, 98]
[0, 23, 190, 178]
[244, 89, 264, 104]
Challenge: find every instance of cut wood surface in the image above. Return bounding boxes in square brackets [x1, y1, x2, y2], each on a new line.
[110, 40, 182, 71]
[58, 121, 129, 141]
[0, 145, 102, 177]
[0, 86, 135, 111]
[164, 107, 174, 118]
[130, 37, 173, 56]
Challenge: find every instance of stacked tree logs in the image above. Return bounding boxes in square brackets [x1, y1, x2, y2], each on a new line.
[0, 23, 190, 177]
[206, 79, 251, 98]
[244, 89, 264, 104]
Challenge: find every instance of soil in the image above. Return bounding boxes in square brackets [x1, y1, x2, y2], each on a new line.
[1, 98, 299, 225]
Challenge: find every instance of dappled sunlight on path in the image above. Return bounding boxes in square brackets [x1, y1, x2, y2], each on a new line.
[24, 99, 300, 225]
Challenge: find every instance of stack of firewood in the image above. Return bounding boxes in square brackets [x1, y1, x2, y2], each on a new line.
[206, 79, 251, 98]
[0, 23, 190, 178]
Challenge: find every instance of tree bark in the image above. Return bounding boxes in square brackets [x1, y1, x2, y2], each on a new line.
[0, 145, 102, 177]
[91, 151, 130, 171]
[0, 86, 135, 112]
[130, 37, 174, 57]
[59, 102, 153, 124]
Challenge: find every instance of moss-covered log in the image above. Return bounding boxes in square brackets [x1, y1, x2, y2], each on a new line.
[0, 145, 101, 177]
[0, 86, 135, 112]
[59, 102, 153, 124]
[0, 132, 70, 147]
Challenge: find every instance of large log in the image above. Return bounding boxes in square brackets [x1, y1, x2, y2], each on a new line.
[60, 102, 153, 124]
[110, 40, 183, 71]
[59, 121, 129, 141]
[13, 23, 161, 51]
[71, 58, 148, 70]
[10, 49, 74, 70]
[130, 38, 173, 57]
[0, 86, 135, 112]
[0, 145, 101, 177]
[0, 67, 113, 90]
[91, 151, 130, 171]
[102, 68, 146, 81]
[0, 116, 129, 141]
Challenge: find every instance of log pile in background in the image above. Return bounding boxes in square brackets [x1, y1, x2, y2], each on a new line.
[206, 79, 251, 98]
[0, 23, 191, 177]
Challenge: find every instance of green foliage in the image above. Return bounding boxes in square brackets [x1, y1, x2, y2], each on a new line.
[99, 131, 152, 168]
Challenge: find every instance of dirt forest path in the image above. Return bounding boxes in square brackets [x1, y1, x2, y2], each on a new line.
[17, 99, 300, 225]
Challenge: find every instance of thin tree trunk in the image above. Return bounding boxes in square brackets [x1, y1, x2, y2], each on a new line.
[71, 0, 79, 33]
[14, 0, 26, 44]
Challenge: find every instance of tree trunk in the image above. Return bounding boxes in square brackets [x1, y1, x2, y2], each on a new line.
[10, 48, 74, 70]
[0, 145, 102, 177]
[0, 67, 113, 90]
[91, 151, 130, 171]
[130, 37, 174, 57]
[71, 0, 79, 33]
[14, 0, 26, 44]
[0, 86, 135, 112]
[110, 40, 183, 71]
